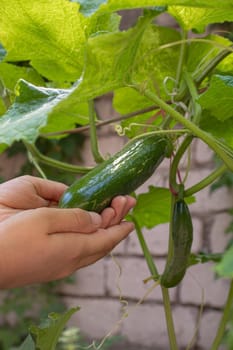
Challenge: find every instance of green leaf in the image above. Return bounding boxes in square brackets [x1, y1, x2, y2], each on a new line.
[169, 6, 233, 32]
[200, 111, 233, 148]
[18, 335, 35, 350]
[53, 13, 155, 110]
[215, 245, 233, 278]
[132, 186, 195, 229]
[198, 75, 233, 121]
[62, 21, 180, 113]
[186, 34, 233, 78]
[0, 0, 87, 82]
[0, 63, 44, 92]
[42, 101, 89, 136]
[29, 307, 80, 350]
[0, 80, 71, 150]
[0, 0, 121, 82]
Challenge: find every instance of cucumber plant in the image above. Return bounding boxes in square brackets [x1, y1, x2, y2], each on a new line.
[0, 1, 233, 349]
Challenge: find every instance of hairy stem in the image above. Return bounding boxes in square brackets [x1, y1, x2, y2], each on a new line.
[24, 142, 92, 174]
[183, 70, 202, 125]
[162, 287, 179, 350]
[131, 214, 178, 350]
[89, 100, 104, 163]
[169, 135, 193, 194]
[130, 215, 159, 278]
[184, 163, 227, 197]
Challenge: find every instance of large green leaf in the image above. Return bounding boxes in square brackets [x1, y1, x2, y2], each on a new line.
[0, 0, 120, 83]
[198, 75, 233, 121]
[132, 186, 195, 229]
[56, 18, 180, 120]
[169, 6, 233, 32]
[0, 0, 87, 82]
[52, 13, 155, 113]
[0, 80, 72, 151]
[200, 112, 233, 149]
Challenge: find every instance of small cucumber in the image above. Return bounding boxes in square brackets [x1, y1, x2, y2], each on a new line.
[160, 199, 193, 288]
[59, 134, 172, 213]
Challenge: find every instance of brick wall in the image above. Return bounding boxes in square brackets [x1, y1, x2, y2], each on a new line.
[56, 95, 233, 350]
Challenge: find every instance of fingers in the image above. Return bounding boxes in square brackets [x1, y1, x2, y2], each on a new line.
[35, 207, 102, 234]
[101, 195, 136, 227]
[80, 221, 135, 258]
[21, 176, 68, 204]
[0, 176, 68, 209]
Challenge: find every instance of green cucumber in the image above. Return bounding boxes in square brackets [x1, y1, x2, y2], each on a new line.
[160, 198, 193, 288]
[59, 133, 172, 213]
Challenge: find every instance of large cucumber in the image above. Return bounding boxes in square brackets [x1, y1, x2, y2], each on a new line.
[59, 133, 172, 213]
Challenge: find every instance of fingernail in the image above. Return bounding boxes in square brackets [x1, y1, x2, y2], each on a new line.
[89, 212, 102, 226]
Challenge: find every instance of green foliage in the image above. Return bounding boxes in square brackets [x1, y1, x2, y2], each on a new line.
[0, 283, 68, 349]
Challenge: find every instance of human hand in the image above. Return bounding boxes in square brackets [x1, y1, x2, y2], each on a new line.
[0, 176, 136, 288]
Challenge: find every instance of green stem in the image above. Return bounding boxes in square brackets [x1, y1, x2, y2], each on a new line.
[89, 100, 104, 163]
[160, 195, 179, 350]
[138, 87, 233, 171]
[211, 279, 233, 350]
[130, 215, 159, 278]
[169, 135, 193, 194]
[184, 163, 227, 197]
[176, 30, 188, 88]
[131, 214, 178, 350]
[24, 142, 92, 174]
[161, 287, 179, 350]
[183, 70, 202, 125]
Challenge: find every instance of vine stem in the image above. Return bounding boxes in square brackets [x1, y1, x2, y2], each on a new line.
[211, 279, 233, 350]
[130, 215, 178, 350]
[160, 195, 178, 350]
[184, 163, 227, 197]
[130, 215, 159, 278]
[183, 70, 201, 125]
[175, 30, 188, 88]
[24, 141, 92, 174]
[161, 287, 179, 350]
[137, 87, 233, 172]
[88, 100, 104, 163]
[169, 135, 193, 194]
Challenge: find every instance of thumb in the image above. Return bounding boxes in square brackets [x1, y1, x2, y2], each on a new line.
[35, 207, 102, 234]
